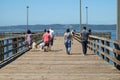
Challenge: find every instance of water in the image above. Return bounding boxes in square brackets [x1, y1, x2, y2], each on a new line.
[0, 24, 116, 39]
[93, 30, 116, 39]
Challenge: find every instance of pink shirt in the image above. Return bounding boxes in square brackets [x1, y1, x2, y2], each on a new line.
[42, 32, 50, 43]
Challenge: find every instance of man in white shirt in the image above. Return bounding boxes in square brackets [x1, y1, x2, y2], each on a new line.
[49, 27, 55, 49]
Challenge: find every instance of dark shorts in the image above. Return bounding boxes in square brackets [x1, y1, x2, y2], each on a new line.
[44, 43, 49, 47]
[50, 38, 54, 46]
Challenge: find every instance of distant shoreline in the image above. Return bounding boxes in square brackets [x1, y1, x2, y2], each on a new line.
[0, 24, 116, 27]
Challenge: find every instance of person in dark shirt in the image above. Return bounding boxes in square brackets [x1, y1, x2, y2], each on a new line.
[88, 29, 92, 35]
[80, 27, 89, 56]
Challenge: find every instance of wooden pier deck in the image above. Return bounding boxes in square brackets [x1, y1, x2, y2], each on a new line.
[0, 37, 120, 80]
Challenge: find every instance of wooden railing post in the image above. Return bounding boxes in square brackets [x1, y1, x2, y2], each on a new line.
[97, 39, 99, 55]
[114, 43, 120, 70]
[0, 41, 2, 61]
[89, 41, 92, 51]
[88, 37, 92, 51]
[6, 40, 9, 58]
[94, 39, 97, 54]
[0, 40, 4, 61]
[12, 38, 18, 54]
[101, 40, 105, 59]
[106, 41, 110, 62]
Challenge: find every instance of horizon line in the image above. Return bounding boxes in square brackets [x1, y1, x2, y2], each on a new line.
[0, 24, 117, 27]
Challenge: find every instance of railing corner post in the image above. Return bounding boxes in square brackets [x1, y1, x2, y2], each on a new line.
[0, 40, 4, 61]
[114, 43, 120, 70]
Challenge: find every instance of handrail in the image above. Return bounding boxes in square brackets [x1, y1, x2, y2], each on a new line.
[0, 33, 43, 68]
[73, 33, 120, 70]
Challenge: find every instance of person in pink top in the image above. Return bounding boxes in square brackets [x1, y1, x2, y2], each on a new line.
[42, 30, 50, 52]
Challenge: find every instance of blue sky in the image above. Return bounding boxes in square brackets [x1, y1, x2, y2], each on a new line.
[0, 0, 116, 26]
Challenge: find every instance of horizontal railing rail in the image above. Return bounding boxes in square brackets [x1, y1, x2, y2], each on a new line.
[0, 33, 43, 68]
[73, 32, 120, 70]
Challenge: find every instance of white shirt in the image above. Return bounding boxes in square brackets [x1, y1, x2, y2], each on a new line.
[49, 29, 54, 38]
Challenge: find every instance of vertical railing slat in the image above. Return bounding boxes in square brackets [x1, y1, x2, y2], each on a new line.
[0, 40, 4, 61]
[106, 41, 110, 63]
[101, 40, 105, 59]
[6, 39, 9, 58]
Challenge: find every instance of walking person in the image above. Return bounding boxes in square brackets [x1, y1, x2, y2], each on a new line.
[49, 27, 55, 50]
[80, 26, 89, 56]
[42, 30, 50, 52]
[25, 29, 32, 48]
[64, 28, 73, 55]
[88, 29, 92, 35]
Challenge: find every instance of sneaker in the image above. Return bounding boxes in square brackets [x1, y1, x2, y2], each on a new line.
[67, 51, 70, 55]
[82, 53, 85, 56]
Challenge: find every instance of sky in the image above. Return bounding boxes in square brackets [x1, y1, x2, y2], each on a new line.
[0, 0, 117, 26]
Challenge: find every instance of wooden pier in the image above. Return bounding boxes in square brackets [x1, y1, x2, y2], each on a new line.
[0, 36, 120, 80]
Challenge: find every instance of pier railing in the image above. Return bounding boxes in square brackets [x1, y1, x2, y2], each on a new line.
[0, 33, 43, 68]
[74, 33, 120, 70]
